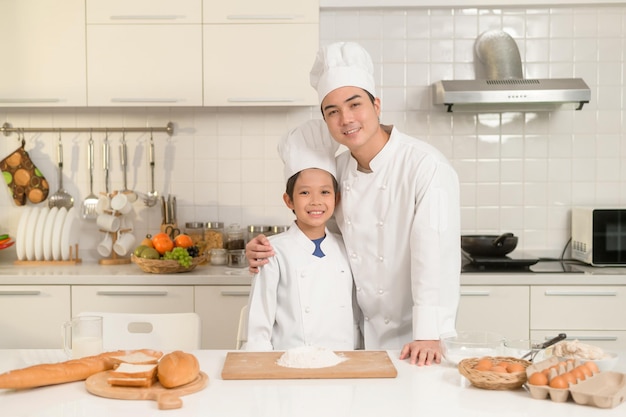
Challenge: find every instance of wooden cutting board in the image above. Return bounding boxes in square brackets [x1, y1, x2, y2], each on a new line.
[85, 370, 208, 410]
[221, 350, 397, 380]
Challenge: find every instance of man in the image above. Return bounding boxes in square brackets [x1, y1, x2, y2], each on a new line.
[247, 42, 461, 366]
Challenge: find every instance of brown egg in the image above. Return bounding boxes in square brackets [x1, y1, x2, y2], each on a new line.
[475, 358, 493, 369]
[560, 372, 577, 385]
[583, 361, 599, 374]
[506, 363, 526, 373]
[549, 375, 569, 389]
[578, 365, 593, 378]
[528, 372, 548, 386]
[570, 367, 586, 381]
[490, 365, 508, 373]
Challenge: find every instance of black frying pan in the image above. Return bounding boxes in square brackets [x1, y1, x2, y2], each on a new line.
[461, 233, 518, 257]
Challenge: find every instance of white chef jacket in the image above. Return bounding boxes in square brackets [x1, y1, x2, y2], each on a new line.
[334, 125, 461, 349]
[244, 221, 359, 351]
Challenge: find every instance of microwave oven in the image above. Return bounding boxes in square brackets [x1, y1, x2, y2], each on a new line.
[571, 207, 626, 266]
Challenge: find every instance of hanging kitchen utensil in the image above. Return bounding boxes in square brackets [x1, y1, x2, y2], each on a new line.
[102, 131, 110, 195]
[521, 333, 567, 361]
[81, 131, 98, 220]
[0, 131, 50, 206]
[119, 132, 137, 202]
[461, 232, 518, 257]
[48, 131, 74, 209]
[142, 130, 158, 207]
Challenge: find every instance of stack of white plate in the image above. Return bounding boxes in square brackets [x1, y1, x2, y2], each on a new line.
[15, 206, 81, 261]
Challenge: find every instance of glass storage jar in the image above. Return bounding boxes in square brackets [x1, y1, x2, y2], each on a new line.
[210, 248, 227, 265]
[247, 225, 271, 240]
[224, 223, 245, 250]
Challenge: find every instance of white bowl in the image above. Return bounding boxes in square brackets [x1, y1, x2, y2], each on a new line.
[556, 351, 619, 372]
[441, 331, 505, 365]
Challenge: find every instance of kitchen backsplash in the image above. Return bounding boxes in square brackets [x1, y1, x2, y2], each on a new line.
[1, 4, 624, 262]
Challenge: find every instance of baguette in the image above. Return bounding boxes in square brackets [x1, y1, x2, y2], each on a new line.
[0, 349, 161, 390]
[157, 351, 200, 388]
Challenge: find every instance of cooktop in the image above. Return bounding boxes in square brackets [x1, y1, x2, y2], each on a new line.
[461, 251, 585, 273]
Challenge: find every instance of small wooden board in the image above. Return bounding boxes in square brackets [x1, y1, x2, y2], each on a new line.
[85, 371, 208, 410]
[221, 350, 397, 380]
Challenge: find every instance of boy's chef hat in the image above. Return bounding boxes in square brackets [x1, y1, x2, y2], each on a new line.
[278, 119, 339, 182]
[309, 42, 376, 103]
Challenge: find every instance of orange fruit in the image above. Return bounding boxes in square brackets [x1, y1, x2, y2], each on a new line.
[528, 372, 548, 386]
[152, 232, 174, 255]
[174, 234, 194, 249]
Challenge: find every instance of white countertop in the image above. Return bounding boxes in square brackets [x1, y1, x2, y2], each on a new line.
[1, 349, 624, 417]
[1, 259, 626, 286]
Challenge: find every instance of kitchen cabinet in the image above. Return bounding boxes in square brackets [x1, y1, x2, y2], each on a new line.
[194, 286, 250, 349]
[85, 0, 203, 106]
[457, 285, 529, 341]
[0, 0, 86, 107]
[0, 286, 70, 348]
[203, 24, 318, 106]
[530, 286, 626, 350]
[71, 285, 194, 315]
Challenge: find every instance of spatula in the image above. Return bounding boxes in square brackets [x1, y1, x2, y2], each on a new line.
[81, 133, 98, 219]
[48, 134, 74, 210]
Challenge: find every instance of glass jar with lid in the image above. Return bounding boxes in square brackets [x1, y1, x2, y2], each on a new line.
[204, 221, 224, 251]
[247, 225, 271, 241]
[224, 223, 245, 250]
[210, 248, 227, 265]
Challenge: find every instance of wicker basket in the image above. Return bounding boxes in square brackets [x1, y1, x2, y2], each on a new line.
[458, 356, 532, 390]
[131, 254, 207, 274]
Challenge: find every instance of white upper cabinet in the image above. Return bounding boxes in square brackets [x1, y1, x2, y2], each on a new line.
[0, 0, 86, 107]
[204, 24, 318, 107]
[204, 0, 318, 23]
[85, 0, 203, 106]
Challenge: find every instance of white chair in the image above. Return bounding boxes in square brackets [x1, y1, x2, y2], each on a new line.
[78, 312, 201, 351]
[236, 305, 248, 350]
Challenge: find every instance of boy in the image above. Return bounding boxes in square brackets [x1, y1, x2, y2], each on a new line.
[243, 120, 360, 351]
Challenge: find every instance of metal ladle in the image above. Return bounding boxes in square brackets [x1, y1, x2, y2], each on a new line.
[142, 131, 158, 207]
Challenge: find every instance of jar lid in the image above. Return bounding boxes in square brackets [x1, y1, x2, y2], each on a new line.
[271, 225, 289, 234]
[206, 221, 224, 229]
[247, 225, 271, 233]
[185, 222, 205, 229]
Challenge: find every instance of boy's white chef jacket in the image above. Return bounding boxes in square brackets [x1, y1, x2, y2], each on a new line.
[244, 222, 359, 351]
[334, 125, 461, 349]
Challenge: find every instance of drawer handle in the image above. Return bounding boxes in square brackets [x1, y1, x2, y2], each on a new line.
[96, 291, 168, 296]
[220, 290, 250, 297]
[111, 98, 181, 103]
[226, 15, 300, 20]
[0, 98, 61, 103]
[110, 15, 186, 20]
[460, 291, 491, 296]
[544, 291, 617, 296]
[0, 290, 42, 296]
[227, 98, 297, 103]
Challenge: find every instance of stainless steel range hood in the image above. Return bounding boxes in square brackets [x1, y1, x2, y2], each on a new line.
[433, 30, 591, 112]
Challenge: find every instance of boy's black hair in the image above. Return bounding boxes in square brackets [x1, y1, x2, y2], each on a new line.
[285, 170, 339, 202]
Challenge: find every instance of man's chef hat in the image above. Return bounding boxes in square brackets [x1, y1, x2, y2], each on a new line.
[309, 42, 376, 103]
[278, 119, 339, 182]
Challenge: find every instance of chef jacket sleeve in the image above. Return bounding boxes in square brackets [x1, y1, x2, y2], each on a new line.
[244, 257, 281, 351]
[410, 159, 461, 341]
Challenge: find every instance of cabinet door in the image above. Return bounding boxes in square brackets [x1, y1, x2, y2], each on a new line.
[72, 286, 194, 314]
[204, 0, 318, 23]
[87, 0, 201, 24]
[0, 286, 71, 348]
[195, 286, 250, 349]
[530, 286, 626, 330]
[204, 24, 318, 106]
[0, 0, 86, 106]
[87, 25, 203, 106]
[457, 286, 529, 341]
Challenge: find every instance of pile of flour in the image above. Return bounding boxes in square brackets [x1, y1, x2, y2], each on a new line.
[276, 346, 346, 369]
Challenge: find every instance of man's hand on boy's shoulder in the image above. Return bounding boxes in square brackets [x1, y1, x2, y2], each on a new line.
[246, 235, 275, 274]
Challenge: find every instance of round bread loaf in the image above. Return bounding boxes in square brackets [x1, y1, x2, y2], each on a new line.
[157, 351, 200, 388]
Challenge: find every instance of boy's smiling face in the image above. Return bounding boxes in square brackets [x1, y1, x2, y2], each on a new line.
[283, 168, 338, 239]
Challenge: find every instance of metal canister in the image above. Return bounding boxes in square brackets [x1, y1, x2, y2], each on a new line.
[247, 225, 271, 241]
[270, 225, 289, 235]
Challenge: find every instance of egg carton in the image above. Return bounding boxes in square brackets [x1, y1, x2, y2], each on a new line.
[526, 356, 626, 409]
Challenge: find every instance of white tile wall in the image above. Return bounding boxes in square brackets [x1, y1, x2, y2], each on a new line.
[1, 4, 625, 262]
